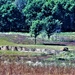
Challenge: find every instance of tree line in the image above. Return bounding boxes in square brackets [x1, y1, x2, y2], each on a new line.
[0, 0, 75, 37]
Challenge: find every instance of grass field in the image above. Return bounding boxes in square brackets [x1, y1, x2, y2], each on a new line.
[17, 45, 75, 51]
[0, 32, 75, 51]
[0, 32, 75, 75]
[0, 39, 17, 45]
[57, 32, 75, 35]
[0, 50, 41, 56]
[50, 32, 75, 42]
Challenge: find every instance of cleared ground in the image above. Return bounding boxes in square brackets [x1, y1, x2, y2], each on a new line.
[0, 32, 75, 51]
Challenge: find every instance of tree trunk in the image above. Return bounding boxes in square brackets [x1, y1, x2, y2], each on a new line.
[48, 34, 50, 39]
[34, 35, 36, 44]
[70, 14, 74, 31]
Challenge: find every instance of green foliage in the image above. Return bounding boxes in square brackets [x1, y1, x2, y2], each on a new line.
[0, 0, 75, 38]
[41, 53, 47, 56]
[44, 16, 62, 39]
[52, 0, 75, 32]
[56, 51, 75, 61]
[30, 20, 42, 44]
[0, 0, 14, 7]
[23, 0, 45, 31]
[0, 3, 25, 32]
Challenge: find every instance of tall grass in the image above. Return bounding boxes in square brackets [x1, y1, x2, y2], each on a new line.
[0, 62, 75, 75]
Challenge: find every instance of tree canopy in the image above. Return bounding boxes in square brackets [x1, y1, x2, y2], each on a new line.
[0, 0, 75, 38]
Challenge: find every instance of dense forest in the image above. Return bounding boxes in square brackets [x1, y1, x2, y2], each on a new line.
[0, 0, 75, 37]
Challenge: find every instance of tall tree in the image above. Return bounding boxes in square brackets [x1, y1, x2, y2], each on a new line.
[0, 3, 25, 32]
[30, 20, 42, 44]
[23, 0, 45, 32]
[44, 16, 62, 39]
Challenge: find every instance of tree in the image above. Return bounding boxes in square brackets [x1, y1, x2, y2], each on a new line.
[44, 16, 62, 39]
[52, 0, 75, 32]
[0, 3, 25, 32]
[30, 20, 42, 44]
[0, 0, 15, 7]
[0, 0, 75, 33]
[23, 0, 45, 32]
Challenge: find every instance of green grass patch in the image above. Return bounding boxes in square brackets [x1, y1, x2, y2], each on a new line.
[0, 50, 41, 56]
[0, 38, 17, 45]
[0, 32, 75, 50]
[57, 32, 75, 36]
[0, 37, 75, 50]
[17, 45, 75, 50]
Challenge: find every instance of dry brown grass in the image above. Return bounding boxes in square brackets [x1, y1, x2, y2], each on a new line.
[0, 62, 75, 75]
